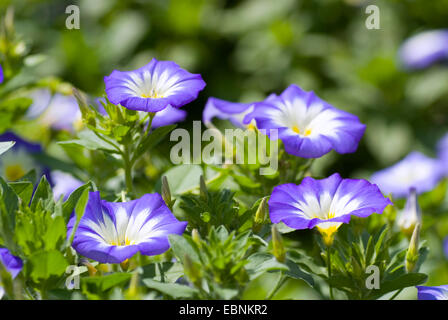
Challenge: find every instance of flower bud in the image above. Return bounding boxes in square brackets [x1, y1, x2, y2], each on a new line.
[255, 197, 268, 224]
[183, 254, 201, 285]
[78, 258, 97, 276]
[161, 176, 173, 209]
[120, 259, 130, 272]
[271, 225, 286, 263]
[406, 223, 421, 273]
[397, 188, 422, 237]
[253, 197, 268, 233]
[191, 228, 201, 247]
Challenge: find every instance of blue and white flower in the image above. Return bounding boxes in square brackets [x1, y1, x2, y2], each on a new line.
[68, 191, 188, 264]
[269, 173, 391, 245]
[416, 285, 448, 300]
[0, 132, 47, 182]
[396, 188, 421, 236]
[250, 84, 366, 158]
[399, 30, 448, 70]
[371, 151, 444, 198]
[0, 248, 23, 299]
[104, 58, 206, 113]
[52, 170, 83, 201]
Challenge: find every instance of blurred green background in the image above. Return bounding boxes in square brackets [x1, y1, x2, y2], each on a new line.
[1, 0, 448, 299]
[2, 0, 448, 179]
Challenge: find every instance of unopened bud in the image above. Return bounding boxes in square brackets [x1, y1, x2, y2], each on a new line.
[162, 176, 173, 209]
[183, 254, 201, 285]
[120, 259, 130, 272]
[271, 225, 286, 263]
[78, 258, 97, 276]
[253, 197, 268, 233]
[255, 197, 268, 224]
[406, 223, 421, 273]
[397, 188, 422, 238]
[191, 229, 201, 247]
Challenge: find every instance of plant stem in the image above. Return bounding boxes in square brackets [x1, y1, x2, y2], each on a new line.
[327, 246, 334, 300]
[389, 288, 403, 300]
[123, 144, 133, 194]
[265, 272, 286, 300]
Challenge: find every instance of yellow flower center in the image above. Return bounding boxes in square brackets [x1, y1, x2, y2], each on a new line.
[247, 123, 257, 131]
[292, 125, 312, 136]
[5, 164, 26, 181]
[141, 91, 163, 99]
[110, 238, 134, 246]
[315, 212, 339, 246]
[317, 225, 339, 246]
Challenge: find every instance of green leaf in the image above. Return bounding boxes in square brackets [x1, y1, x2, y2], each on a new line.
[27, 250, 69, 283]
[161, 164, 203, 195]
[231, 172, 261, 189]
[284, 259, 314, 287]
[62, 182, 91, 222]
[43, 216, 66, 251]
[371, 273, 428, 299]
[245, 252, 288, 280]
[143, 279, 198, 299]
[30, 175, 54, 212]
[8, 181, 34, 205]
[0, 141, 15, 156]
[133, 124, 176, 161]
[0, 177, 19, 244]
[67, 187, 90, 245]
[58, 130, 119, 153]
[82, 273, 132, 292]
[168, 234, 201, 263]
[141, 262, 184, 283]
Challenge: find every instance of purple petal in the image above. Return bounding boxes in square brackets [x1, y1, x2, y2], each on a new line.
[269, 173, 392, 230]
[51, 171, 83, 201]
[416, 285, 448, 300]
[202, 97, 255, 128]
[104, 58, 206, 113]
[371, 151, 444, 198]
[69, 191, 187, 263]
[399, 30, 448, 70]
[251, 84, 366, 158]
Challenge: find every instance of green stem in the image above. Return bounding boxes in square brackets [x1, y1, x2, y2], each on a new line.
[265, 272, 286, 300]
[389, 288, 403, 300]
[123, 145, 133, 194]
[327, 246, 334, 300]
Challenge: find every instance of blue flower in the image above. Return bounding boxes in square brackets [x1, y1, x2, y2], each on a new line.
[269, 173, 391, 245]
[51, 171, 83, 201]
[0, 132, 48, 182]
[104, 58, 206, 113]
[203, 97, 258, 128]
[416, 285, 448, 300]
[26, 90, 82, 133]
[396, 188, 421, 236]
[399, 30, 448, 70]
[0, 248, 23, 299]
[0, 64, 3, 84]
[437, 133, 448, 176]
[68, 191, 187, 263]
[371, 151, 444, 198]
[250, 84, 366, 158]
